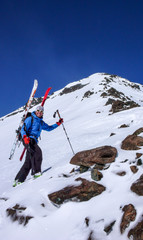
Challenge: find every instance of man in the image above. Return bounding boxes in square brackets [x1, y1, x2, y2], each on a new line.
[13, 105, 63, 187]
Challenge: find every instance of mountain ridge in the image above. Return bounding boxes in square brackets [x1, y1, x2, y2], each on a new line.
[1, 73, 143, 240]
[1, 72, 143, 121]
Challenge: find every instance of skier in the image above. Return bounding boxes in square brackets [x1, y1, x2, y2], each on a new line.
[13, 105, 63, 187]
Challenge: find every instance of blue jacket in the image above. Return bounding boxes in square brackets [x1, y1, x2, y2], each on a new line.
[21, 112, 58, 142]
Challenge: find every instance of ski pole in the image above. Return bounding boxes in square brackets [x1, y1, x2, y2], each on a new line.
[53, 110, 75, 155]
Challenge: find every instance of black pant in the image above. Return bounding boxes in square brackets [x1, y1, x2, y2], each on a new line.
[15, 139, 42, 182]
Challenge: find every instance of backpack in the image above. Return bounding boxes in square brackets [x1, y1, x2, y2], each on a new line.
[16, 112, 34, 141]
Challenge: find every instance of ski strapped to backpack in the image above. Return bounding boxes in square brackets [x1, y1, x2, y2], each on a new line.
[19, 87, 52, 161]
[9, 79, 38, 160]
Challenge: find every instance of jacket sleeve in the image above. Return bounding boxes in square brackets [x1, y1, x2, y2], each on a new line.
[21, 117, 32, 138]
[42, 121, 59, 131]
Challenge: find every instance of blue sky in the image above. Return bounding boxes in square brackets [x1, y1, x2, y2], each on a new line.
[0, 0, 143, 117]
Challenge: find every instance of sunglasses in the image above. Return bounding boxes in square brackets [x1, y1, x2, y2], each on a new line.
[37, 110, 43, 113]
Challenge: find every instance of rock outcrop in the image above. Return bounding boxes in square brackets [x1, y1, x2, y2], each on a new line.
[6, 204, 33, 226]
[70, 146, 117, 167]
[120, 204, 136, 234]
[48, 177, 105, 205]
[128, 219, 143, 239]
[130, 174, 143, 196]
[121, 128, 143, 150]
[110, 100, 139, 113]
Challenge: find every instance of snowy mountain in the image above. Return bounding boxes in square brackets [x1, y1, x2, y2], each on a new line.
[1, 73, 143, 240]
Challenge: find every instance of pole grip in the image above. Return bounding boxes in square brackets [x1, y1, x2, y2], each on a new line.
[56, 110, 61, 119]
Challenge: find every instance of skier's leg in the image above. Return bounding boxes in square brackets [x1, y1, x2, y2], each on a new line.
[15, 150, 32, 182]
[27, 138, 42, 176]
[33, 144, 42, 174]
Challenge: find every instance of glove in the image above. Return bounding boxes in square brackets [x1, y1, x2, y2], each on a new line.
[23, 135, 30, 145]
[56, 118, 63, 126]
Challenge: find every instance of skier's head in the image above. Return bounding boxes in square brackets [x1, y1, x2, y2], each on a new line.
[35, 106, 44, 118]
[36, 106, 44, 112]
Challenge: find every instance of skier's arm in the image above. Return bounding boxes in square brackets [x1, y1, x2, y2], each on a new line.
[42, 121, 58, 131]
[42, 118, 63, 131]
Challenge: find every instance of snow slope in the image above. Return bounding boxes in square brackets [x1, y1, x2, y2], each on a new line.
[0, 73, 143, 240]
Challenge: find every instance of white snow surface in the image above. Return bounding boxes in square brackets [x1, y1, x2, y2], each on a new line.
[0, 73, 143, 239]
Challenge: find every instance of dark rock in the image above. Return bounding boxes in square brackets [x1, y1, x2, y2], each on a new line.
[130, 166, 138, 173]
[110, 133, 116, 137]
[107, 87, 126, 99]
[105, 98, 115, 106]
[0, 197, 8, 201]
[110, 100, 139, 113]
[70, 146, 117, 167]
[48, 178, 106, 204]
[100, 92, 108, 97]
[110, 100, 124, 113]
[87, 231, 94, 240]
[121, 135, 143, 150]
[119, 124, 129, 128]
[136, 153, 143, 159]
[120, 204, 136, 234]
[6, 204, 33, 226]
[93, 163, 105, 170]
[79, 165, 89, 173]
[82, 90, 94, 99]
[104, 221, 116, 235]
[116, 171, 126, 176]
[91, 169, 103, 181]
[133, 128, 143, 136]
[101, 87, 126, 101]
[120, 159, 128, 163]
[70, 168, 75, 173]
[85, 217, 90, 227]
[131, 83, 140, 90]
[131, 174, 143, 196]
[137, 159, 142, 166]
[128, 219, 143, 239]
[41, 203, 45, 207]
[59, 83, 88, 96]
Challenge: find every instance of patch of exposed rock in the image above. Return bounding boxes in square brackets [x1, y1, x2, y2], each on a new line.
[133, 128, 143, 136]
[100, 83, 140, 113]
[128, 219, 143, 239]
[121, 128, 143, 150]
[130, 165, 138, 173]
[6, 204, 33, 226]
[70, 146, 117, 167]
[120, 204, 136, 234]
[59, 83, 88, 96]
[82, 90, 94, 100]
[110, 100, 139, 113]
[101, 87, 128, 100]
[104, 221, 116, 235]
[91, 168, 103, 181]
[130, 174, 143, 196]
[48, 178, 105, 205]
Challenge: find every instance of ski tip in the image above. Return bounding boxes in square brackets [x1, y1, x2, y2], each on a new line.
[45, 87, 52, 94]
[34, 79, 38, 85]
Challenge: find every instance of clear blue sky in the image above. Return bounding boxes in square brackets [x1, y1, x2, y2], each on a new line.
[0, 0, 143, 117]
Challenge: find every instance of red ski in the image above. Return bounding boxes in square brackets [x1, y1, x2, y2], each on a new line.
[41, 87, 52, 106]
